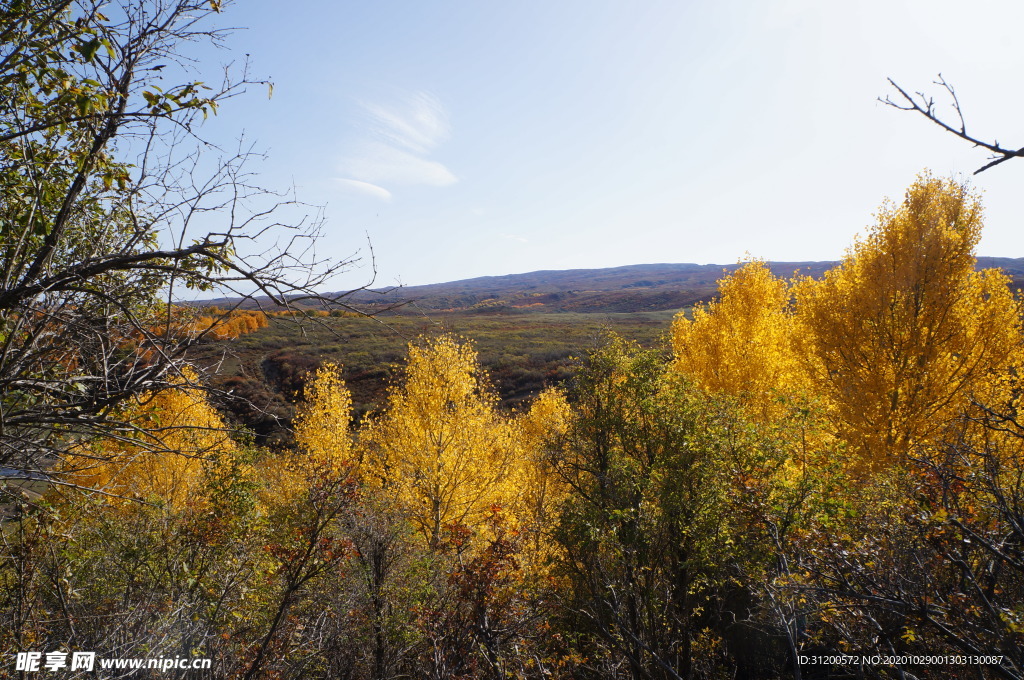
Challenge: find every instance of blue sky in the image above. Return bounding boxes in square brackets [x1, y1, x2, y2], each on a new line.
[194, 0, 1024, 288]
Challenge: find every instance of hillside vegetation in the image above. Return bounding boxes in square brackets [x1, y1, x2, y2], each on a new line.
[188, 310, 674, 444]
[236, 257, 1023, 314]
[194, 255, 1024, 446]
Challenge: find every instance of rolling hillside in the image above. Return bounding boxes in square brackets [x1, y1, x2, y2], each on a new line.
[337, 257, 1024, 313]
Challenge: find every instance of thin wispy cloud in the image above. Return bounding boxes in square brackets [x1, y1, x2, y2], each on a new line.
[336, 91, 457, 199]
[342, 144, 456, 186]
[363, 92, 450, 154]
[333, 178, 393, 201]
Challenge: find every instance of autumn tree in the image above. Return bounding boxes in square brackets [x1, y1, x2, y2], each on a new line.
[794, 174, 1021, 465]
[509, 387, 571, 568]
[57, 367, 238, 506]
[2, 381, 267, 674]
[250, 361, 354, 521]
[416, 507, 558, 680]
[180, 309, 271, 341]
[293, 362, 352, 470]
[0, 3, 376, 674]
[671, 260, 808, 421]
[360, 336, 522, 550]
[241, 457, 360, 680]
[553, 336, 806, 679]
[788, 408, 1024, 679]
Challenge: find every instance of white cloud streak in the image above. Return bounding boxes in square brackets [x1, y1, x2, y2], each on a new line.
[333, 178, 393, 201]
[362, 91, 450, 154]
[342, 142, 457, 186]
[336, 91, 456, 198]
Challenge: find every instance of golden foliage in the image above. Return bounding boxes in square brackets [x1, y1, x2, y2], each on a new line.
[256, 362, 354, 507]
[182, 309, 270, 340]
[293, 362, 352, 470]
[62, 368, 237, 506]
[793, 173, 1022, 464]
[359, 336, 523, 549]
[510, 387, 572, 562]
[670, 260, 807, 420]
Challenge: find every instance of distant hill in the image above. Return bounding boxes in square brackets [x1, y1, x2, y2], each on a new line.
[205, 258, 1024, 315]
[338, 257, 1024, 314]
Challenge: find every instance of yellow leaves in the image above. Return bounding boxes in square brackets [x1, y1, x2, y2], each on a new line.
[360, 335, 519, 549]
[61, 367, 237, 508]
[668, 173, 1024, 475]
[670, 260, 807, 422]
[510, 388, 572, 564]
[1001, 607, 1024, 634]
[259, 362, 354, 507]
[358, 335, 569, 556]
[794, 173, 1023, 465]
[518, 387, 572, 448]
[293, 362, 351, 471]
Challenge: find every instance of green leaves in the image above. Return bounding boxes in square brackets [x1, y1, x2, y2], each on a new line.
[76, 37, 102, 62]
[141, 82, 215, 117]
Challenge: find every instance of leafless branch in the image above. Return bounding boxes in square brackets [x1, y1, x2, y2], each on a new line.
[881, 75, 1024, 174]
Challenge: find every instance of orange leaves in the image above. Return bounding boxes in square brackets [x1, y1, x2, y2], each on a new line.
[171, 308, 269, 341]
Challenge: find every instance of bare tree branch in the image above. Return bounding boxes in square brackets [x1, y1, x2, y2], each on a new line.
[881, 75, 1024, 174]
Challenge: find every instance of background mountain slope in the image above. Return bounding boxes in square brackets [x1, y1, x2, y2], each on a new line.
[337, 258, 1024, 313]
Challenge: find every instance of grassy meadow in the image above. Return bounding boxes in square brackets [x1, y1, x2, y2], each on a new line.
[189, 308, 683, 442]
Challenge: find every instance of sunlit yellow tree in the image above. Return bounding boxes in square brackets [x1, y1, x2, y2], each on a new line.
[252, 362, 356, 506]
[62, 368, 237, 507]
[360, 336, 521, 550]
[794, 173, 1022, 465]
[509, 387, 572, 567]
[671, 260, 808, 421]
[293, 362, 352, 470]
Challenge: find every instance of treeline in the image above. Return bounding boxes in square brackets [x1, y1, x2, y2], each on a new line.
[165, 307, 357, 344]
[2, 175, 1023, 678]
[167, 308, 271, 341]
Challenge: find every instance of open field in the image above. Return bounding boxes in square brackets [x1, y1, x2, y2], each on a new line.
[189, 309, 683, 442]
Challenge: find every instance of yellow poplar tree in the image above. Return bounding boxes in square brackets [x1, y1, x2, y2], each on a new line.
[359, 336, 520, 550]
[293, 362, 352, 471]
[253, 362, 357, 505]
[510, 387, 572, 564]
[671, 260, 808, 421]
[63, 367, 236, 506]
[793, 173, 1022, 465]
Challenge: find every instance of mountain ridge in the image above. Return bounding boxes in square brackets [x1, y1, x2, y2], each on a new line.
[204, 258, 1024, 315]
[337, 257, 1024, 314]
